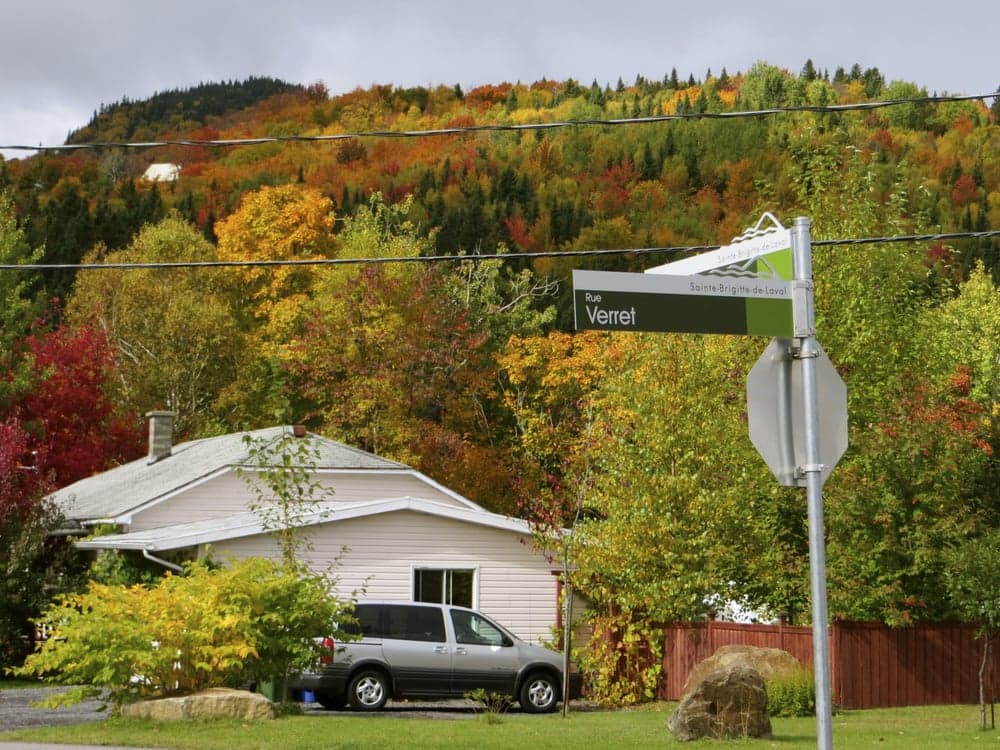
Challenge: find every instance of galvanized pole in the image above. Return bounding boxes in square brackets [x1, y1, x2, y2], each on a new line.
[791, 216, 834, 750]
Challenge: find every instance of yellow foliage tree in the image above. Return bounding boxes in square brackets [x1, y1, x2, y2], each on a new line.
[215, 184, 336, 335]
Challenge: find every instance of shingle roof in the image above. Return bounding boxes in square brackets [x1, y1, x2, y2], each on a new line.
[50, 426, 409, 523]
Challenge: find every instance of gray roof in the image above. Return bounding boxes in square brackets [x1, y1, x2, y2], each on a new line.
[50, 426, 409, 523]
[73, 496, 534, 552]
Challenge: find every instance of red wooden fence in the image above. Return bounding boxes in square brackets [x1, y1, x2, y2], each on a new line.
[660, 620, 999, 709]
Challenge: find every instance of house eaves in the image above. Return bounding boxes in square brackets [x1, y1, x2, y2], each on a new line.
[74, 496, 535, 553]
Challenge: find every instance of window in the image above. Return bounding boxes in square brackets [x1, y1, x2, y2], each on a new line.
[345, 604, 446, 642]
[413, 568, 475, 608]
[383, 604, 445, 643]
[344, 604, 382, 637]
[450, 610, 509, 647]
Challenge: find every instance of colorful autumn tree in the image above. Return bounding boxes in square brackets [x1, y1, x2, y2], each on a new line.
[215, 183, 335, 330]
[13, 322, 145, 487]
[0, 319, 143, 669]
[499, 330, 621, 527]
[66, 215, 242, 436]
[823, 265, 1000, 624]
[211, 185, 336, 426]
[288, 196, 555, 512]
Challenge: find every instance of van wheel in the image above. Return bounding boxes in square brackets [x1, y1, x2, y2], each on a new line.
[519, 672, 558, 713]
[348, 669, 389, 711]
[314, 690, 346, 710]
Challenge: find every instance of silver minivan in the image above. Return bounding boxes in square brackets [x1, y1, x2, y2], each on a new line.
[289, 601, 582, 713]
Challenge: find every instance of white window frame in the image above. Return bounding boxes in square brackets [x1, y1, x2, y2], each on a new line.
[411, 565, 479, 609]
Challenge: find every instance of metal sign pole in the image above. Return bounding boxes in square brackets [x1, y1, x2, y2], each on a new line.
[791, 216, 834, 750]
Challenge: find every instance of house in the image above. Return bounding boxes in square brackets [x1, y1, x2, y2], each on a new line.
[142, 163, 181, 182]
[51, 413, 569, 645]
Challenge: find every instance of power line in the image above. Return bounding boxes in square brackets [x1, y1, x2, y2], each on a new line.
[2, 93, 997, 153]
[2, 230, 998, 272]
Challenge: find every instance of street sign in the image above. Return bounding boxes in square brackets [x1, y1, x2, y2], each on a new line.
[645, 213, 793, 280]
[573, 269, 793, 336]
[747, 337, 848, 487]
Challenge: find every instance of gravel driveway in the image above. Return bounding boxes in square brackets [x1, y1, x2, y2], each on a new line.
[0, 688, 108, 734]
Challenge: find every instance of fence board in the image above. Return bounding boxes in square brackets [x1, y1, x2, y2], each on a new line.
[659, 620, 999, 708]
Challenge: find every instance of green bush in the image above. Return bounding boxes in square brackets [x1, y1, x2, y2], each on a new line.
[466, 688, 511, 724]
[10, 557, 352, 712]
[766, 667, 816, 717]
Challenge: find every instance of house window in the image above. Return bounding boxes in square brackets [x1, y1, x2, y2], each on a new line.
[413, 568, 475, 608]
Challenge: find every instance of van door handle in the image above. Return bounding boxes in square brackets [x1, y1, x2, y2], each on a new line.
[434, 646, 449, 654]
[454, 647, 467, 655]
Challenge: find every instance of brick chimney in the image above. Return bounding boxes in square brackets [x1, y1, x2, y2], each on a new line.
[146, 411, 176, 464]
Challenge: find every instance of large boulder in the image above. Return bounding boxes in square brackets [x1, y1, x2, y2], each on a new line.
[682, 645, 802, 694]
[121, 688, 277, 721]
[668, 662, 771, 741]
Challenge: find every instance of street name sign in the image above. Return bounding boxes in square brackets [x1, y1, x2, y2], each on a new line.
[573, 269, 793, 336]
[645, 214, 792, 280]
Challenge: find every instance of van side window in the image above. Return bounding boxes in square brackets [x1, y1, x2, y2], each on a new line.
[451, 610, 508, 647]
[384, 604, 446, 643]
[353, 605, 382, 637]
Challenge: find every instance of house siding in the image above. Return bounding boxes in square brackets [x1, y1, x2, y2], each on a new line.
[129, 472, 468, 531]
[211, 510, 560, 645]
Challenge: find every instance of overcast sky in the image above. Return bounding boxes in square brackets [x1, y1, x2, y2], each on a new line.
[2, 1, 998, 160]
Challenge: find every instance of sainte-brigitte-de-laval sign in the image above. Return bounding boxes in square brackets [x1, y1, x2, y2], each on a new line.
[573, 218, 793, 336]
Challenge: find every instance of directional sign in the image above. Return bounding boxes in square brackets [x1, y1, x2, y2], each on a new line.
[646, 228, 792, 277]
[573, 269, 793, 336]
[646, 216, 792, 280]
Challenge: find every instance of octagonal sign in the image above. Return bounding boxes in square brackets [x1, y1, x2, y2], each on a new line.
[747, 337, 848, 487]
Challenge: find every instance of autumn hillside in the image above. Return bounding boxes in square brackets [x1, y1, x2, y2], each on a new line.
[2, 62, 1000, 640]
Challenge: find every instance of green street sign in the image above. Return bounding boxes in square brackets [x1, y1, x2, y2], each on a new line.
[572, 269, 793, 336]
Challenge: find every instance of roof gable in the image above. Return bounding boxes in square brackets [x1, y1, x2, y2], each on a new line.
[50, 426, 415, 523]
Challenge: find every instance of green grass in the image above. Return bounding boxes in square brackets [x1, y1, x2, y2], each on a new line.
[1, 703, 997, 749]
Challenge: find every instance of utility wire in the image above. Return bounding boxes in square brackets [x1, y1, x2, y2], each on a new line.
[3, 230, 998, 272]
[2, 93, 997, 153]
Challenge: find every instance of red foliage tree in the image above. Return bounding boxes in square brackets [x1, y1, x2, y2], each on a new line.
[9, 323, 145, 491]
[0, 417, 51, 526]
[951, 173, 978, 207]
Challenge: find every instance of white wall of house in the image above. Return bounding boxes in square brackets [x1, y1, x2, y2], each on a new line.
[209, 509, 561, 645]
[129, 471, 469, 531]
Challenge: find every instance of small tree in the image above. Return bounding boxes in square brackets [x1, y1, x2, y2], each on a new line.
[943, 530, 1000, 729]
[238, 428, 334, 567]
[237, 428, 349, 703]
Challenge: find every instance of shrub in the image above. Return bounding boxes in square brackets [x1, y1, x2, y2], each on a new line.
[577, 614, 662, 705]
[11, 557, 352, 712]
[466, 688, 511, 724]
[766, 667, 816, 717]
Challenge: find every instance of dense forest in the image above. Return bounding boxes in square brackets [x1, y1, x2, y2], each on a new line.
[2, 65, 1000, 691]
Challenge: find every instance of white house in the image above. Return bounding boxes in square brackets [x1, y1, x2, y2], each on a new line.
[142, 163, 181, 182]
[52, 413, 568, 645]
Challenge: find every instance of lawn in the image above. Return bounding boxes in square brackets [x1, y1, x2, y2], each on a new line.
[1, 703, 997, 749]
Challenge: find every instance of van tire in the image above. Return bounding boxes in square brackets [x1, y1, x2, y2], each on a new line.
[348, 669, 389, 711]
[519, 671, 558, 713]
